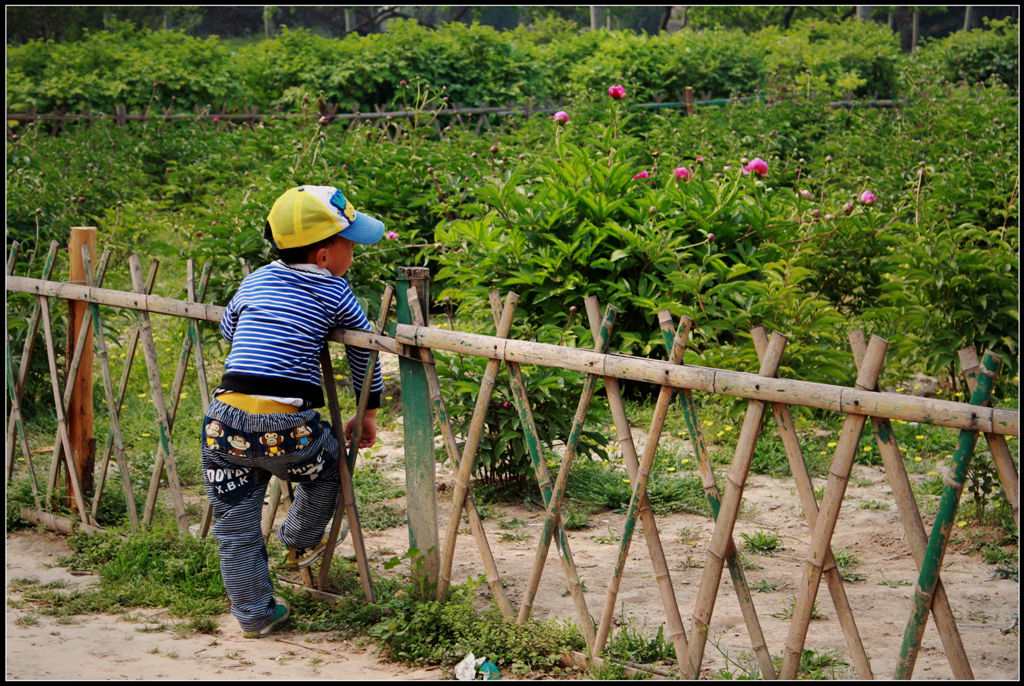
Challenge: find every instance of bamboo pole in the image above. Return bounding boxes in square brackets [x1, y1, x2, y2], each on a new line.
[90, 260, 159, 520]
[5, 329, 41, 506]
[5, 277, 1019, 436]
[592, 311, 694, 662]
[81, 247, 141, 531]
[894, 351, 1000, 679]
[184, 261, 216, 536]
[959, 347, 1018, 530]
[7, 242, 60, 487]
[318, 347, 375, 602]
[436, 292, 519, 601]
[779, 334, 888, 679]
[683, 331, 787, 679]
[492, 293, 596, 641]
[583, 297, 689, 672]
[517, 304, 616, 631]
[317, 285, 393, 591]
[664, 320, 776, 680]
[5, 244, 43, 506]
[128, 255, 189, 531]
[37, 292, 92, 522]
[849, 331, 973, 680]
[753, 327, 873, 679]
[408, 287, 514, 618]
[262, 477, 284, 544]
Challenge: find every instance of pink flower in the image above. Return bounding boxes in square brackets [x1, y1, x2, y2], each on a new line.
[844, 202, 854, 214]
[552, 111, 569, 125]
[743, 158, 768, 176]
[824, 213, 835, 220]
[502, 401, 511, 408]
[799, 189, 814, 200]
[860, 190, 877, 205]
[608, 85, 626, 99]
[212, 116, 220, 122]
[632, 170, 650, 180]
[674, 166, 692, 181]
[386, 231, 399, 240]
[319, 115, 330, 124]
[695, 155, 704, 163]
[811, 209, 821, 217]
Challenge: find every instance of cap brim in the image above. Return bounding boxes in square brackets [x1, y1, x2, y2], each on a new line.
[338, 211, 385, 244]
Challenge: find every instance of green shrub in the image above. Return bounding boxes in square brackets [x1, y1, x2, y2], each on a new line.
[914, 18, 1019, 91]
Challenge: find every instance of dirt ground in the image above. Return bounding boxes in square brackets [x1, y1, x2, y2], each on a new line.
[6, 423, 1020, 681]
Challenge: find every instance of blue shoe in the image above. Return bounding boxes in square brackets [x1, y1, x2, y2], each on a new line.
[242, 597, 291, 638]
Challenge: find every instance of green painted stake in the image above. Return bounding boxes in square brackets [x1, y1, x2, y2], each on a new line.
[393, 267, 439, 595]
[895, 351, 1001, 679]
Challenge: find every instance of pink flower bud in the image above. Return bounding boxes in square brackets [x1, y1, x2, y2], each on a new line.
[860, 190, 877, 205]
[811, 209, 821, 217]
[799, 189, 814, 200]
[844, 202, 854, 214]
[608, 84, 626, 99]
[824, 213, 835, 220]
[552, 111, 569, 125]
[632, 170, 650, 180]
[319, 115, 329, 124]
[674, 166, 692, 181]
[212, 117, 220, 122]
[707, 233, 715, 242]
[386, 231, 399, 240]
[743, 157, 768, 176]
[695, 156, 704, 163]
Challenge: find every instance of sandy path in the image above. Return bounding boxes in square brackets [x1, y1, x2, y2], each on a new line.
[6, 425, 1019, 680]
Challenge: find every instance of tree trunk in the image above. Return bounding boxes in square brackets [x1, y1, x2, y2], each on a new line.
[263, 6, 275, 39]
[911, 10, 920, 51]
[590, 6, 605, 30]
[963, 6, 973, 31]
[856, 6, 872, 22]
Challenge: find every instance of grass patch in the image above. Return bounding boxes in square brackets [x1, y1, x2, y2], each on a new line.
[740, 529, 781, 556]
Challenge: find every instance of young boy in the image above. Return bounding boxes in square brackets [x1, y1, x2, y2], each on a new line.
[201, 185, 385, 638]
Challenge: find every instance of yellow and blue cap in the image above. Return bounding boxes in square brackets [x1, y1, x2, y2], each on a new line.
[266, 185, 385, 249]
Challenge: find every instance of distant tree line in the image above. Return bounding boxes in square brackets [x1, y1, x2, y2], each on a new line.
[6, 5, 1019, 46]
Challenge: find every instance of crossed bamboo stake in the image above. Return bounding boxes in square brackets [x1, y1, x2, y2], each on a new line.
[582, 299, 690, 674]
[752, 327, 872, 678]
[124, 255, 189, 530]
[844, 331, 974, 679]
[88, 258, 161, 524]
[893, 349, 1000, 679]
[654, 317, 776, 679]
[777, 334, 888, 678]
[486, 291, 597, 637]
[410, 287, 514, 617]
[683, 329, 788, 678]
[80, 246, 142, 531]
[516, 302, 617, 650]
[435, 291, 520, 601]
[5, 241, 55, 507]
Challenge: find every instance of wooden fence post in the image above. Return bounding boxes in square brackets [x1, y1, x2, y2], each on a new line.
[66, 226, 96, 508]
[394, 267, 439, 595]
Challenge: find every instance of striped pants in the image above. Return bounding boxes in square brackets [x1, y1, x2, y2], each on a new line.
[201, 399, 341, 632]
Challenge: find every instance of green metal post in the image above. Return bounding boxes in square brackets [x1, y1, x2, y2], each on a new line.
[894, 350, 1000, 679]
[393, 267, 439, 595]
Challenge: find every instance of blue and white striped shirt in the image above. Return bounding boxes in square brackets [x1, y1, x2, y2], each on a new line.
[217, 261, 383, 409]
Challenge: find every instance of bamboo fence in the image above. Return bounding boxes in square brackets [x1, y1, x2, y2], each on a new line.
[5, 241, 1020, 680]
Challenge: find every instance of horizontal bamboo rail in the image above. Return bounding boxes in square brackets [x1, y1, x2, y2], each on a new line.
[6, 276, 1018, 437]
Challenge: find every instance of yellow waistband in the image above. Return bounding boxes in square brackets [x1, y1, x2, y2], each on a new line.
[217, 392, 300, 414]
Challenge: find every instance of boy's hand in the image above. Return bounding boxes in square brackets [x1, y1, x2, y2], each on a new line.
[345, 411, 377, 449]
